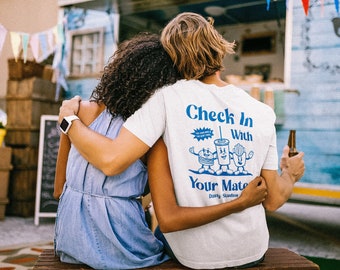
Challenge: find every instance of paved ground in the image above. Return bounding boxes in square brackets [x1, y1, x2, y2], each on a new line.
[1, 202, 340, 260]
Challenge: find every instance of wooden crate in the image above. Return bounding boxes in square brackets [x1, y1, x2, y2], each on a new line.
[8, 59, 44, 80]
[0, 147, 12, 168]
[0, 198, 9, 220]
[7, 77, 61, 101]
[5, 127, 40, 147]
[9, 167, 37, 201]
[11, 146, 39, 168]
[6, 198, 35, 217]
[6, 97, 61, 130]
[0, 168, 12, 198]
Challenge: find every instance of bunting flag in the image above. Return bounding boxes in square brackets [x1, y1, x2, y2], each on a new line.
[38, 31, 49, 61]
[0, 23, 65, 63]
[30, 33, 40, 61]
[21, 33, 29, 63]
[110, 13, 120, 52]
[302, 0, 309, 16]
[266, 0, 270, 11]
[335, 0, 339, 13]
[10, 32, 21, 61]
[0, 24, 7, 56]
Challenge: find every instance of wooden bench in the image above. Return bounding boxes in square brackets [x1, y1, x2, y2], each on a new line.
[33, 248, 319, 270]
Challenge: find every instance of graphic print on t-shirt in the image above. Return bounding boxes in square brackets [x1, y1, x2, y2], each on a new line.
[189, 126, 254, 176]
[186, 103, 255, 200]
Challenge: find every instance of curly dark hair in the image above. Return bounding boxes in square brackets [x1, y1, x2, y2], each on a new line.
[90, 32, 182, 120]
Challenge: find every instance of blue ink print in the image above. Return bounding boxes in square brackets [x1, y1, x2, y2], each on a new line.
[231, 143, 254, 175]
[191, 127, 214, 141]
[189, 147, 216, 174]
[214, 126, 233, 175]
[189, 126, 254, 176]
[214, 138, 233, 175]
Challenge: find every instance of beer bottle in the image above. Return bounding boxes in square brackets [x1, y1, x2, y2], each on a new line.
[288, 130, 298, 157]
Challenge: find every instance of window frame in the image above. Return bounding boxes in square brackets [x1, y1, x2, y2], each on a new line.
[67, 27, 104, 78]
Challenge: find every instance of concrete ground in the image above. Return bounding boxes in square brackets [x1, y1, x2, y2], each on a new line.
[1, 202, 340, 260]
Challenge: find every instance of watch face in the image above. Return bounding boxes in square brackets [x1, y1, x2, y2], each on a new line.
[60, 118, 69, 132]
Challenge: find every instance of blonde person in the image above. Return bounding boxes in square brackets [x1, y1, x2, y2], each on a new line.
[53, 33, 181, 269]
[58, 12, 305, 269]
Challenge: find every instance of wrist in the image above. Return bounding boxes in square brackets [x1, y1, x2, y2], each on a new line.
[59, 115, 80, 135]
[281, 169, 296, 183]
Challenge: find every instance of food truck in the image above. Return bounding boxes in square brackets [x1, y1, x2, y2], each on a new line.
[56, 0, 340, 205]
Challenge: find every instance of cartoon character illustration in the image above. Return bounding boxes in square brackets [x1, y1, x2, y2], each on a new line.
[214, 138, 233, 175]
[231, 143, 254, 175]
[189, 147, 216, 174]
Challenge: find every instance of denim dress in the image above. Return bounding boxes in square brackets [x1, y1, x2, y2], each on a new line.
[54, 110, 169, 269]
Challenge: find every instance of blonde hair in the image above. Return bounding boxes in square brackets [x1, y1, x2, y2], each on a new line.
[161, 12, 235, 80]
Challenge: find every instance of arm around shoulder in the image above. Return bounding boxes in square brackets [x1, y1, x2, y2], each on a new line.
[67, 121, 150, 176]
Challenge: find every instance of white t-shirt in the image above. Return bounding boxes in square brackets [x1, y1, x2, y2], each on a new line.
[124, 79, 278, 269]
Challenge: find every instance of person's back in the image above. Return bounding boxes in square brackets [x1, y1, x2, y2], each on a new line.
[55, 111, 168, 269]
[54, 33, 181, 269]
[124, 13, 276, 268]
[125, 78, 276, 268]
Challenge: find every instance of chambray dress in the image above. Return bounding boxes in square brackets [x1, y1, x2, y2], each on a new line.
[54, 110, 169, 269]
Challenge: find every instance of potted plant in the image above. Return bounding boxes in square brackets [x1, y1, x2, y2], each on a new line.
[0, 109, 7, 147]
[0, 122, 6, 147]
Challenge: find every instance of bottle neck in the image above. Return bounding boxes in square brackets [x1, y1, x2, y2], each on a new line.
[288, 130, 298, 157]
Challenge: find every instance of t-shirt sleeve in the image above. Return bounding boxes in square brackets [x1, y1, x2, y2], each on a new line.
[262, 121, 279, 170]
[123, 90, 166, 147]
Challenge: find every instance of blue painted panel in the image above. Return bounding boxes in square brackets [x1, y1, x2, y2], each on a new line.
[65, 78, 99, 100]
[277, 0, 340, 186]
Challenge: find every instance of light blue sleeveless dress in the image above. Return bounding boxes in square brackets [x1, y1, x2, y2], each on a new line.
[54, 110, 169, 269]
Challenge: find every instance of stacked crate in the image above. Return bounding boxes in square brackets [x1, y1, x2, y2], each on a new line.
[5, 77, 62, 217]
[0, 147, 12, 220]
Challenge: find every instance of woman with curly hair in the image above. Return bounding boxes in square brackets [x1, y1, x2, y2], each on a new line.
[53, 32, 181, 269]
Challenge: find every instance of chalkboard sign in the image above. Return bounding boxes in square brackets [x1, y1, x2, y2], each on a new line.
[34, 115, 60, 225]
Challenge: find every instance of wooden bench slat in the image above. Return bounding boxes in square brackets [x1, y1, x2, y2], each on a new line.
[33, 248, 319, 270]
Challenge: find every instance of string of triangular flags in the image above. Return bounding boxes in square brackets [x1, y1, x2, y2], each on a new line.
[0, 22, 67, 99]
[265, 0, 339, 15]
[1, 0, 339, 68]
[0, 23, 64, 64]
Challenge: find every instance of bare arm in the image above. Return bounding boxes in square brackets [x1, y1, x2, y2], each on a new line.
[58, 96, 150, 176]
[147, 138, 268, 233]
[53, 133, 70, 199]
[54, 101, 107, 199]
[261, 145, 305, 212]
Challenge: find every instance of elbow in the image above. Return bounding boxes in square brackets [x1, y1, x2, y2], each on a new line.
[263, 201, 281, 212]
[53, 191, 61, 200]
[262, 196, 286, 212]
[157, 220, 178, 234]
[99, 155, 126, 176]
[156, 212, 182, 233]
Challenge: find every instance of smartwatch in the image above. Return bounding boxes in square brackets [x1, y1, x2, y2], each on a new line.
[59, 115, 80, 135]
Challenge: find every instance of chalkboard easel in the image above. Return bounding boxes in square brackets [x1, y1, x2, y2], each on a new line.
[34, 115, 60, 226]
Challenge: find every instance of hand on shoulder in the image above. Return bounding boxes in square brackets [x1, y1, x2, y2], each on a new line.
[59, 95, 82, 124]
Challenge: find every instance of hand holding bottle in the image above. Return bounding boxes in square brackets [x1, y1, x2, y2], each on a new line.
[280, 145, 305, 183]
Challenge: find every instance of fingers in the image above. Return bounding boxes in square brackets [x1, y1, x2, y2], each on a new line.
[58, 96, 82, 123]
[252, 176, 267, 192]
[72, 95, 82, 102]
[251, 176, 263, 186]
[281, 145, 289, 158]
